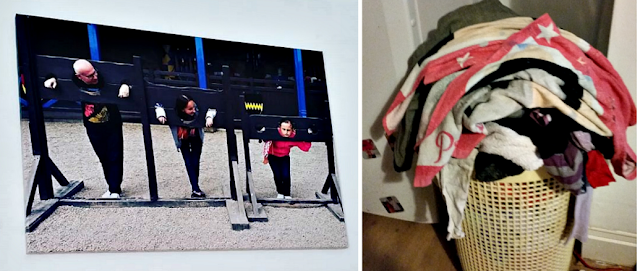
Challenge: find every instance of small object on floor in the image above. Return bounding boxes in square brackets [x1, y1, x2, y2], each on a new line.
[277, 194, 285, 199]
[362, 139, 381, 159]
[284, 196, 292, 200]
[379, 196, 404, 213]
[191, 191, 206, 198]
[101, 190, 120, 199]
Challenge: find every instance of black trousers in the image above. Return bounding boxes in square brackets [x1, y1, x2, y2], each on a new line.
[268, 154, 291, 196]
[180, 136, 203, 192]
[86, 123, 124, 194]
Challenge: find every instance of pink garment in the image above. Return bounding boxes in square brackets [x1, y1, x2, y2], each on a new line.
[580, 46, 637, 180]
[586, 150, 616, 188]
[262, 127, 312, 158]
[383, 42, 503, 135]
[264, 141, 311, 158]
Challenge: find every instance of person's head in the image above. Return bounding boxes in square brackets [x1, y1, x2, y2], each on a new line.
[175, 94, 197, 120]
[279, 119, 294, 138]
[73, 59, 98, 85]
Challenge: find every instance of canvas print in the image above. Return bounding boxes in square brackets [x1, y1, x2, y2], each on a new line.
[17, 14, 346, 253]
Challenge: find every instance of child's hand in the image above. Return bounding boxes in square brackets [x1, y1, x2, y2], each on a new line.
[154, 103, 166, 124]
[262, 157, 268, 164]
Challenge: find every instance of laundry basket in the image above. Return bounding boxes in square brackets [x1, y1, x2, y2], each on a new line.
[455, 168, 574, 271]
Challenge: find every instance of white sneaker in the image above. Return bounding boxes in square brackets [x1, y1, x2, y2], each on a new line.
[101, 190, 120, 199]
[284, 196, 292, 200]
[276, 194, 285, 199]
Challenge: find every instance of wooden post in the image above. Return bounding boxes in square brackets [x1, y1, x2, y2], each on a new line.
[226, 161, 250, 230]
[25, 155, 40, 216]
[48, 157, 69, 186]
[222, 65, 239, 200]
[241, 108, 266, 221]
[134, 56, 159, 201]
[322, 140, 337, 199]
[241, 106, 253, 191]
[321, 97, 336, 198]
[16, 15, 54, 200]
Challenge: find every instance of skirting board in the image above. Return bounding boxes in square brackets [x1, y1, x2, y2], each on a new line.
[582, 227, 637, 266]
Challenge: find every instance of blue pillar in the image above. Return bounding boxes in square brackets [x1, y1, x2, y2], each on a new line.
[195, 37, 207, 89]
[87, 24, 100, 60]
[293, 49, 307, 117]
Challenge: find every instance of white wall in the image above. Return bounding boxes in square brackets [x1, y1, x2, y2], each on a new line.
[0, 0, 358, 270]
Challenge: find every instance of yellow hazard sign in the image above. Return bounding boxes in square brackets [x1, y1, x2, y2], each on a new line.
[244, 102, 264, 111]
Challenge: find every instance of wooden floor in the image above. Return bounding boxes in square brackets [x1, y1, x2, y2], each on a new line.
[363, 212, 461, 271]
[363, 213, 634, 271]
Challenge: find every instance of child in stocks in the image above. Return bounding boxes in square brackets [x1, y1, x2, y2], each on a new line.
[156, 94, 216, 198]
[262, 119, 311, 199]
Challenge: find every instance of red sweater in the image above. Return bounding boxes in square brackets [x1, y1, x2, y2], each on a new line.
[263, 140, 312, 158]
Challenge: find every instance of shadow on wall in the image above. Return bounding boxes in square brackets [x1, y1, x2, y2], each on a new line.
[503, 0, 614, 54]
[378, 136, 440, 222]
[411, 181, 440, 223]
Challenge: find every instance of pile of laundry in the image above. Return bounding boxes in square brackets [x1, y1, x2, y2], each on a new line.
[382, 0, 636, 242]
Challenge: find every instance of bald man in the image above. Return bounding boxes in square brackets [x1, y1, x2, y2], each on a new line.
[44, 59, 130, 199]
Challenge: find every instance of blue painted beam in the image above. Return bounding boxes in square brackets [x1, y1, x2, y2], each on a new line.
[293, 49, 307, 117]
[195, 37, 207, 89]
[42, 98, 57, 108]
[87, 24, 100, 60]
[42, 99, 57, 108]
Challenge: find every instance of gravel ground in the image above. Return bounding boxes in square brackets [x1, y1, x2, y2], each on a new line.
[21, 120, 346, 253]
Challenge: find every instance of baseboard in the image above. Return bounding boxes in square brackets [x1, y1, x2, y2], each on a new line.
[581, 227, 637, 266]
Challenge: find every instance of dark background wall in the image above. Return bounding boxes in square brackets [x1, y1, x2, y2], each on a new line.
[20, 15, 331, 121]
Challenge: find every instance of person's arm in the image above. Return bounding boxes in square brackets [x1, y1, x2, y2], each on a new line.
[296, 141, 312, 152]
[155, 103, 167, 124]
[262, 141, 272, 164]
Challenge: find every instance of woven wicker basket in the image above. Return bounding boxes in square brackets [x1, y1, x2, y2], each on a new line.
[455, 168, 574, 271]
